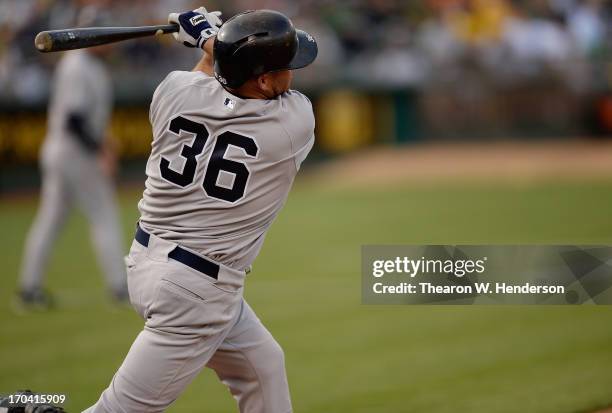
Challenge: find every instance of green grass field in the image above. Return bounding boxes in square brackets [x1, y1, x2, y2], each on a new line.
[2, 177, 612, 412]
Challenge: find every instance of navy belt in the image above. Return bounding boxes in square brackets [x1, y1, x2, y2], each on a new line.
[135, 224, 219, 280]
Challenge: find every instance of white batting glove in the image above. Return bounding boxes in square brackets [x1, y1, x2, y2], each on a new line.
[168, 7, 223, 49]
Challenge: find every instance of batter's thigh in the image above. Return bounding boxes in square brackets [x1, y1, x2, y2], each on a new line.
[207, 300, 292, 413]
[86, 256, 243, 413]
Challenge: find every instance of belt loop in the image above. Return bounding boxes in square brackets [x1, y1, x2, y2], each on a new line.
[146, 235, 175, 262]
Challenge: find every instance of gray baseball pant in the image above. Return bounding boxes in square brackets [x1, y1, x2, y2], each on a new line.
[20, 153, 126, 293]
[83, 231, 292, 413]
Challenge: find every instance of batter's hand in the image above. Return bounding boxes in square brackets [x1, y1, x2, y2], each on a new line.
[168, 7, 223, 49]
[98, 135, 118, 179]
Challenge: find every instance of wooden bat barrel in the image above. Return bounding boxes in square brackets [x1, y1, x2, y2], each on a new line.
[35, 24, 179, 52]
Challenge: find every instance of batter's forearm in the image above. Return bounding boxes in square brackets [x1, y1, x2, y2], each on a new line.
[192, 37, 215, 76]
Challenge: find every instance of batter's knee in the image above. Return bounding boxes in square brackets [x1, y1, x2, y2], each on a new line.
[243, 338, 291, 413]
[87, 370, 168, 413]
[211, 338, 292, 413]
[258, 338, 286, 377]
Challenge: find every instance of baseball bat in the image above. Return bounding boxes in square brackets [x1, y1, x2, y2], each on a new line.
[34, 24, 179, 53]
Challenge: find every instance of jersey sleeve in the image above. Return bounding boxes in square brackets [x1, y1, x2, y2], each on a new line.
[150, 71, 181, 124]
[150, 71, 208, 125]
[283, 90, 315, 171]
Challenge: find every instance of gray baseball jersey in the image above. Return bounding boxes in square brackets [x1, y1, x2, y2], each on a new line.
[43, 50, 112, 161]
[138, 70, 315, 271]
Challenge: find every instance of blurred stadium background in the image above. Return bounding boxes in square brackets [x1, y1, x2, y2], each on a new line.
[1, 0, 612, 412]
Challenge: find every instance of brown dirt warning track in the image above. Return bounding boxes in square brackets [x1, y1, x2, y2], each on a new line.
[306, 140, 612, 188]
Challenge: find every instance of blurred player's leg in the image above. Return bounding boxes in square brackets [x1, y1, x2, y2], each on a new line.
[207, 300, 292, 413]
[71, 158, 127, 299]
[19, 165, 71, 301]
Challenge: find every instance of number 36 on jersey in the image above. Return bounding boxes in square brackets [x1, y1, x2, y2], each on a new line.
[159, 115, 259, 203]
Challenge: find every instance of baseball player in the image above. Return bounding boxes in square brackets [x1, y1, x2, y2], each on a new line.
[18, 10, 127, 307]
[84, 6, 317, 413]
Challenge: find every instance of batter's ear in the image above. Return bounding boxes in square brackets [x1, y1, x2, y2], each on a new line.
[256, 73, 275, 97]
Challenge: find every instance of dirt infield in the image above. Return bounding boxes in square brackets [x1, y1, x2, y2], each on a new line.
[307, 140, 612, 188]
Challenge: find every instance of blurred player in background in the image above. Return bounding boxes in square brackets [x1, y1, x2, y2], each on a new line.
[17, 7, 127, 308]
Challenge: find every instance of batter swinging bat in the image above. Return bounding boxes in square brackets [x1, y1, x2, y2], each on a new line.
[34, 24, 179, 53]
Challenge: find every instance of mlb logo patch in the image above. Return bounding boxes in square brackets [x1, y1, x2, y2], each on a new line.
[224, 98, 235, 110]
